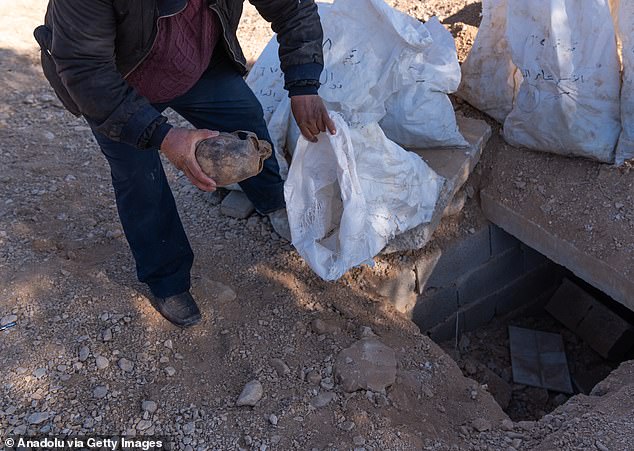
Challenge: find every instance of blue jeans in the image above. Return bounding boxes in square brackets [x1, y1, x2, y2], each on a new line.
[91, 50, 285, 298]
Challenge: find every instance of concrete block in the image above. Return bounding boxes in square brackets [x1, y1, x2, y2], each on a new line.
[366, 263, 417, 314]
[545, 278, 595, 331]
[522, 244, 549, 272]
[490, 224, 519, 255]
[414, 247, 442, 294]
[546, 278, 634, 360]
[442, 189, 467, 218]
[428, 313, 460, 343]
[220, 190, 254, 219]
[456, 247, 524, 306]
[495, 263, 563, 316]
[426, 224, 492, 288]
[383, 116, 492, 253]
[412, 286, 459, 331]
[461, 293, 497, 331]
[481, 189, 634, 313]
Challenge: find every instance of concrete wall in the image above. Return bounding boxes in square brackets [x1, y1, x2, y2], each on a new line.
[410, 223, 564, 342]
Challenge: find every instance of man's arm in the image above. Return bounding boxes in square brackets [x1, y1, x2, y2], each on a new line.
[49, 0, 167, 149]
[48, 0, 216, 190]
[250, 0, 336, 141]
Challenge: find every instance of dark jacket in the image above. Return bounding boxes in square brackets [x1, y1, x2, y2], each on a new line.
[34, 0, 324, 149]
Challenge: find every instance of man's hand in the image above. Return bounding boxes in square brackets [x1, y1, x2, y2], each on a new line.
[161, 127, 219, 192]
[291, 95, 337, 142]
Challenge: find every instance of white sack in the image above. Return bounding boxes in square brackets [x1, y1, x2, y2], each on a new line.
[614, 1, 634, 165]
[503, 0, 621, 163]
[457, 0, 519, 123]
[246, 0, 466, 179]
[285, 114, 444, 281]
[380, 17, 468, 147]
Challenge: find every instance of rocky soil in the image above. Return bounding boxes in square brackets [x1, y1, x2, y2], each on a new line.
[1, 1, 633, 451]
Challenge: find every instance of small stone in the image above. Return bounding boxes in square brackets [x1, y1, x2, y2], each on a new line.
[335, 338, 397, 393]
[595, 440, 609, 451]
[236, 380, 263, 407]
[182, 422, 195, 435]
[1, 314, 17, 326]
[306, 370, 321, 385]
[95, 356, 109, 370]
[269, 414, 278, 426]
[141, 400, 158, 414]
[501, 419, 514, 431]
[27, 412, 50, 425]
[320, 377, 335, 390]
[338, 421, 355, 431]
[310, 392, 336, 408]
[136, 419, 152, 431]
[79, 346, 90, 362]
[164, 339, 173, 350]
[118, 358, 134, 372]
[353, 436, 366, 446]
[271, 358, 291, 376]
[93, 385, 108, 399]
[102, 328, 113, 342]
[165, 366, 176, 377]
[472, 418, 491, 432]
[359, 326, 376, 338]
[33, 368, 47, 379]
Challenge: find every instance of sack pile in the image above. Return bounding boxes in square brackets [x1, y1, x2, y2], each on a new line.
[459, 0, 632, 165]
[247, 0, 465, 280]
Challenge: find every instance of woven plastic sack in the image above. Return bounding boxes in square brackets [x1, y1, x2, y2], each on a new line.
[613, 0, 634, 165]
[285, 113, 444, 281]
[246, 0, 466, 178]
[457, 0, 519, 123]
[503, 0, 621, 163]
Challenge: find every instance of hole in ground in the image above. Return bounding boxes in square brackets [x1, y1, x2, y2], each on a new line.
[433, 277, 634, 421]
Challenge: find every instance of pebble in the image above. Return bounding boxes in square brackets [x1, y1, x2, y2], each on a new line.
[165, 366, 176, 377]
[136, 419, 152, 431]
[141, 400, 158, 414]
[306, 370, 322, 385]
[27, 411, 50, 424]
[93, 385, 108, 399]
[335, 338, 397, 393]
[271, 358, 290, 376]
[269, 414, 278, 426]
[236, 380, 263, 407]
[79, 346, 90, 362]
[310, 391, 336, 408]
[353, 436, 366, 446]
[338, 421, 355, 431]
[1, 314, 17, 326]
[118, 358, 134, 372]
[95, 356, 109, 370]
[472, 418, 492, 432]
[182, 421, 195, 435]
[501, 419, 514, 431]
[102, 328, 113, 342]
[164, 339, 173, 350]
[33, 368, 47, 379]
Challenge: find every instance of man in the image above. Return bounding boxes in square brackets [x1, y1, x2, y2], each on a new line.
[34, 0, 336, 327]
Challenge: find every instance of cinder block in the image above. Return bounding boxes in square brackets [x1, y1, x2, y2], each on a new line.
[522, 244, 549, 272]
[495, 262, 563, 316]
[427, 225, 492, 288]
[220, 190, 255, 219]
[461, 294, 497, 332]
[490, 224, 519, 255]
[456, 247, 524, 306]
[545, 278, 595, 331]
[412, 286, 459, 331]
[547, 278, 634, 360]
[428, 313, 461, 343]
[414, 247, 442, 294]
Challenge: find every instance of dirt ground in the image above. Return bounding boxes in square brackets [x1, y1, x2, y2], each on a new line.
[1, 1, 633, 450]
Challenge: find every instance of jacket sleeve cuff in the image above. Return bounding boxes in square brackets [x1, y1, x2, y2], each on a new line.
[147, 122, 173, 149]
[283, 62, 322, 87]
[119, 103, 166, 149]
[288, 85, 320, 97]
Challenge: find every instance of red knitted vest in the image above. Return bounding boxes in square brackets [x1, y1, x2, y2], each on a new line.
[126, 0, 221, 103]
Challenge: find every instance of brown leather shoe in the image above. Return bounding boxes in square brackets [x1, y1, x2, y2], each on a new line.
[149, 291, 201, 327]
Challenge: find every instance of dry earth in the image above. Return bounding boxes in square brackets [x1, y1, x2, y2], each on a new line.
[1, 1, 633, 451]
